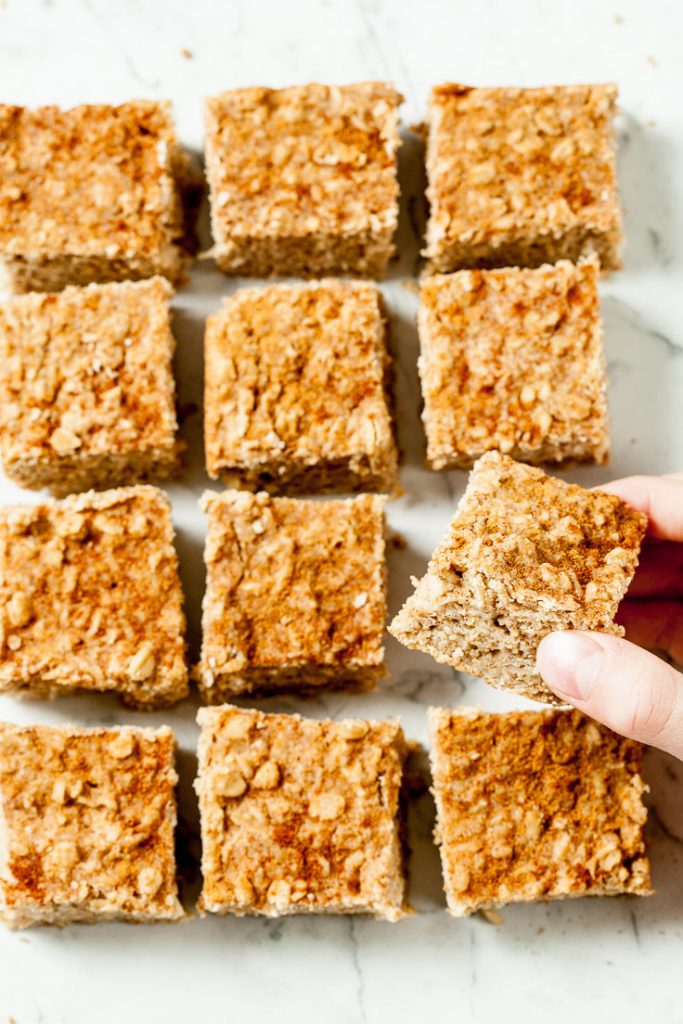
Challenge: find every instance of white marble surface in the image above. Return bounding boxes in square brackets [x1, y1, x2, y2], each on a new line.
[1, 1, 682, 1021]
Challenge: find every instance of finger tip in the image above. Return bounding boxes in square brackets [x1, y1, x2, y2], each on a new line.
[536, 631, 605, 700]
[537, 629, 599, 665]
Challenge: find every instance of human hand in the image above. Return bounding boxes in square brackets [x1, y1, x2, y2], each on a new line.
[537, 474, 683, 759]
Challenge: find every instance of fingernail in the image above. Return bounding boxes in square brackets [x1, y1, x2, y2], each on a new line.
[537, 632, 604, 701]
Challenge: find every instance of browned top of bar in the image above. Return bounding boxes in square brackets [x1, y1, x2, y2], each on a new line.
[198, 490, 386, 680]
[429, 707, 650, 910]
[431, 452, 646, 619]
[0, 486, 187, 704]
[418, 260, 607, 465]
[0, 278, 178, 465]
[0, 723, 183, 920]
[196, 705, 407, 918]
[424, 84, 620, 257]
[204, 279, 395, 481]
[0, 101, 184, 259]
[204, 82, 401, 243]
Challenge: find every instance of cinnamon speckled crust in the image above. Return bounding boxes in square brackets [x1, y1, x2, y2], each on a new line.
[419, 260, 609, 469]
[204, 279, 398, 495]
[0, 722, 184, 928]
[423, 84, 622, 273]
[204, 83, 402, 278]
[196, 490, 387, 700]
[196, 705, 409, 920]
[0, 101, 193, 292]
[0, 486, 188, 708]
[389, 453, 647, 703]
[428, 707, 651, 917]
[0, 278, 183, 496]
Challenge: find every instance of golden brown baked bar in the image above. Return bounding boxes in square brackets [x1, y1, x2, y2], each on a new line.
[204, 279, 398, 494]
[204, 83, 402, 278]
[0, 278, 183, 496]
[428, 707, 651, 916]
[196, 705, 409, 920]
[0, 486, 188, 707]
[419, 260, 609, 469]
[0, 722, 184, 928]
[196, 490, 387, 701]
[0, 101, 194, 292]
[390, 452, 647, 703]
[423, 84, 622, 273]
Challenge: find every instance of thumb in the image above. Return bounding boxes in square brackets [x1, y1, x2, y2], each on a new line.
[536, 630, 683, 760]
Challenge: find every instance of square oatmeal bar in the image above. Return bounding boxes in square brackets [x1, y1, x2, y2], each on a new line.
[389, 453, 646, 703]
[0, 277, 182, 496]
[0, 722, 184, 928]
[196, 490, 387, 701]
[204, 279, 397, 494]
[0, 486, 188, 707]
[429, 707, 651, 916]
[423, 84, 622, 272]
[0, 100, 194, 292]
[418, 260, 609, 469]
[196, 705, 409, 920]
[204, 82, 402, 278]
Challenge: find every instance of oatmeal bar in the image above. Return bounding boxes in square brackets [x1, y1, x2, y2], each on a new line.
[0, 277, 183, 496]
[419, 260, 609, 469]
[0, 100, 194, 293]
[429, 707, 651, 916]
[204, 279, 398, 494]
[0, 485, 188, 707]
[0, 722, 184, 927]
[196, 705, 409, 920]
[196, 490, 387, 700]
[389, 452, 646, 703]
[204, 83, 402, 278]
[423, 84, 622, 273]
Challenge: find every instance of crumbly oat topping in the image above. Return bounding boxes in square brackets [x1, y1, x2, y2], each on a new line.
[197, 490, 387, 699]
[0, 101, 187, 274]
[0, 278, 181, 494]
[436, 453, 646, 603]
[204, 279, 397, 493]
[0, 722, 184, 927]
[428, 708, 651, 915]
[196, 705, 408, 920]
[0, 99, 184, 260]
[418, 260, 609, 468]
[205, 81, 401, 236]
[389, 453, 647, 702]
[204, 83, 402, 276]
[424, 84, 622, 271]
[0, 486, 188, 707]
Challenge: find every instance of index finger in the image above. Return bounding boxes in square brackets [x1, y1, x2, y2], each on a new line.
[597, 474, 683, 542]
